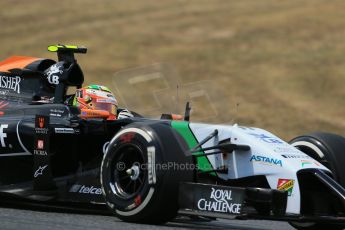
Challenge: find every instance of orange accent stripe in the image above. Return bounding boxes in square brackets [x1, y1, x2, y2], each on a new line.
[0, 56, 41, 72]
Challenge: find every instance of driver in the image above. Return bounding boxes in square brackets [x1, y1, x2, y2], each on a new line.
[72, 84, 133, 120]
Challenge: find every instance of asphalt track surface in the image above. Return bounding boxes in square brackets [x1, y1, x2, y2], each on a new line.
[0, 206, 295, 230]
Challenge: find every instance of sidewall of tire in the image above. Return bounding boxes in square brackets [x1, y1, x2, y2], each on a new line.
[100, 122, 193, 224]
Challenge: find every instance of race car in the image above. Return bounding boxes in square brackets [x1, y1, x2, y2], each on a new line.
[0, 45, 344, 230]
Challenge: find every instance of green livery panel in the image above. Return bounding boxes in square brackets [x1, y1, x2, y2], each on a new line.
[171, 121, 216, 176]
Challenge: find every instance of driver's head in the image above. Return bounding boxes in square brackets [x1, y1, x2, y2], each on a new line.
[73, 85, 118, 120]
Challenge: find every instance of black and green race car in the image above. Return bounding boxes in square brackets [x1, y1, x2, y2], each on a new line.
[0, 45, 345, 230]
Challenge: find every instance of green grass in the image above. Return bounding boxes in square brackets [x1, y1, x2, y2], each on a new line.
[1, 0, 345, 139]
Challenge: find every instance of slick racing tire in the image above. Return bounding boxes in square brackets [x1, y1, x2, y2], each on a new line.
[289, 132, 345, 230]
[100, 122, 193, 224]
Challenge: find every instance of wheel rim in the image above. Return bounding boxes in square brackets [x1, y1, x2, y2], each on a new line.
[111, 144, 146, 199]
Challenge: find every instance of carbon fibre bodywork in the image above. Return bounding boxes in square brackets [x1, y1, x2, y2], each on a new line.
[0, 102, 134, 204]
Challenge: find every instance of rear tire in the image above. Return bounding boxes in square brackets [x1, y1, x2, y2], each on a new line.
[100, 122, 193, 224]
[289, 132, 345, 230]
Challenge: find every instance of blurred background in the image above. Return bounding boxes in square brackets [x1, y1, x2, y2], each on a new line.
[1, 0, 345, 140]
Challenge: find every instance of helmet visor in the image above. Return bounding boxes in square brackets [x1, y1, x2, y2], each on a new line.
[95, 103, 117, 115]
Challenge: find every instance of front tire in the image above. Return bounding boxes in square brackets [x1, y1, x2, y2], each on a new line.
[100, 122, 193, 224]
[289, 132, 345, 230]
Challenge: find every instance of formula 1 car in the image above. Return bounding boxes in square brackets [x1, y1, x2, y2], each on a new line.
[0, 45, 344, 230]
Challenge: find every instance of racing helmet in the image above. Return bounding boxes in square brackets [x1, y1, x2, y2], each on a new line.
[73, 85, 118, 120]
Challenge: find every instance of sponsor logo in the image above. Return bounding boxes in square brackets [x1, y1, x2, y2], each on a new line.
[249, 133, 284, 144]
[282, 154, 311, 159]
[250, 155, 283, 167]
[39, 117, 45, 128]
[96, 98, 116, 104]
[197, 188, 242, 214]
[50, 109, 65, 114]
[277, 179, 294, 196]
[50, 109, 65, 117]
[34, 149, 47, 156]
[81, 110, 105, 117]
[54, 128, 75, 134]
[50, 113, 62, 117]
[35, 127, 48, 134]
[120, 133, 135, 143]
[35, 116, 49, 134]
[274, 146, 301, 154]
[147, 146, 156, 185]
[48, 73, 60, 84]
[69, 185, 102, 195]
[46, 64, 63, 85]
[34, 139, 47, 155]
[301, 159, 320, 167]
[0, 124, 8, 148]
[34, 165, 48, 178]
[37, 139, 44, 149]
[0, 76, 21, 93]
